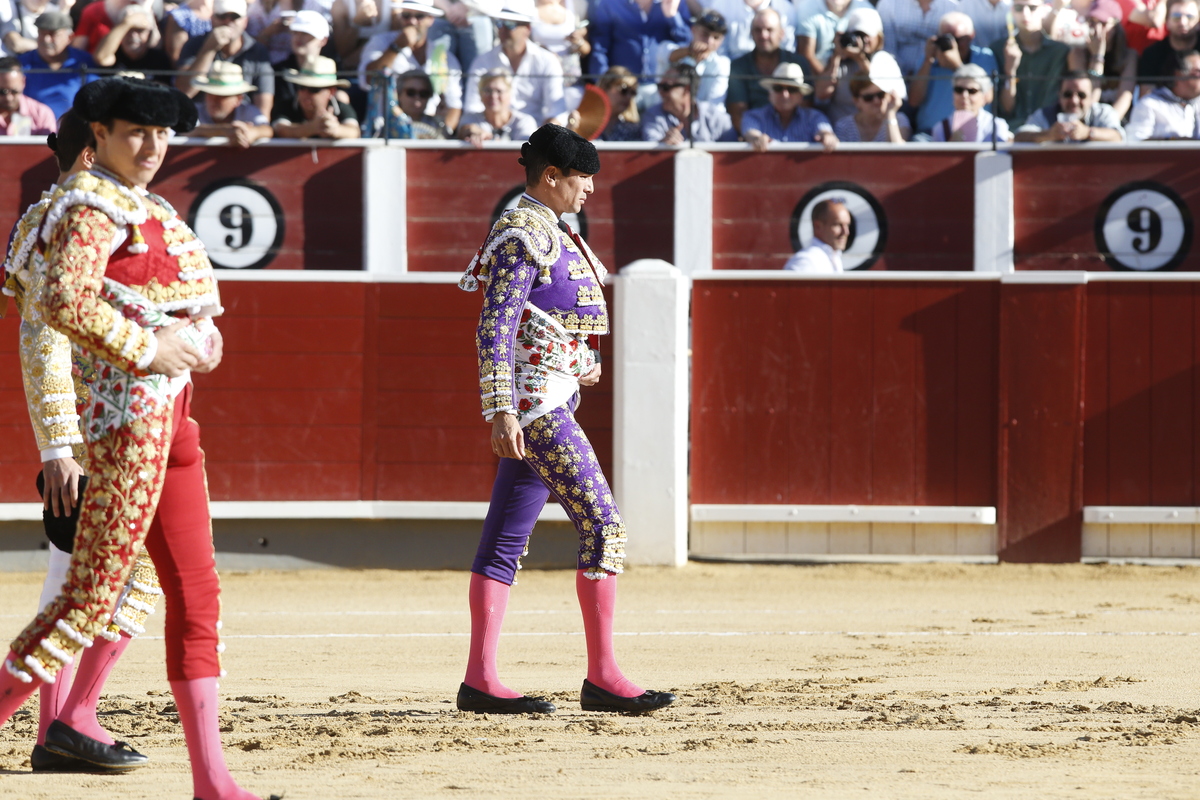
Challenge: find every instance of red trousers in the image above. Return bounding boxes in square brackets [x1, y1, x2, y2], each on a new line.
[10, 384, 221, 683]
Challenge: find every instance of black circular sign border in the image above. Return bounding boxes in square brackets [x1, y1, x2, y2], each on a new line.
[789, 181, 888, 271]
[493, 185, 588, 242]
[187, 177, 286, 270]
[1094, 180, 1193, 273]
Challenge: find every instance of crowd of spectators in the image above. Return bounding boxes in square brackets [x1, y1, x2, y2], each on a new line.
[0, 0, 1199, 142]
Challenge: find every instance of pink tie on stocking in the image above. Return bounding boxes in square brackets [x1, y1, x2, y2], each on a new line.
[576, 570, 643, 698]
[464, 572, 522, 698]
[0, 652, 42, 726]
[37, 661, 73, 745]
[56, 633, 131, 745]
[171, 677, 256, 800]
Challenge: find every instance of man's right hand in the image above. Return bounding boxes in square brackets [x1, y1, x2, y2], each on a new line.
[149, 319, 202, 377]
[206, 24, 239, 52]
[43, 456, 85, 517]
[1004, 38, 1022, 73]
[491, 412, 525, 459]
[355, 0, 378, 24]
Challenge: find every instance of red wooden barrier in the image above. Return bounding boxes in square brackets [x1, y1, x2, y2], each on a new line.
[690, 279, 998, 506]
[0, 280, 613, 503]
[404, 148, 675, 273]
[1013, 149, 1200, 272]
[711, 151, 976, 272]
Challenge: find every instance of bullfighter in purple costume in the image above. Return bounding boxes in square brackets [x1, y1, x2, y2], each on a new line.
[456, 124, 676, 715]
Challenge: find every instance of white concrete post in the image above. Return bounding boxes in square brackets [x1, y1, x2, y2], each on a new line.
[363, 144, 407, 273]
[612, 260, 690, 567]
[974, 150, 1014, 272]
[673, 149, 713, 276]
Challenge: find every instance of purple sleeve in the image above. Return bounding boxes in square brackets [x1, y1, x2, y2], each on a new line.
[476, 237, 537, 419]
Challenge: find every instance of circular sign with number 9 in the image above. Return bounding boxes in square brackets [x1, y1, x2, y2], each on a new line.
[1095, 181, 1192, 272]
[188, 178, 285, 269]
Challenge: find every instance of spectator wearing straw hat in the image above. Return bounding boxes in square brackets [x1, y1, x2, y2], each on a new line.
[272, 9, 337, 118]
[274, 53, 361, 136]
[741, 61, 838, 150]
[725, 7, 807, 133]
[641, 61, 734, 142]
[177, 0, 276, 117]
[191, 60, 274, 145]
[16, 10, 95, 118]
[358, 0, 461, 131]
[465, 0, 567, 125]
[94, 4, 173, 82]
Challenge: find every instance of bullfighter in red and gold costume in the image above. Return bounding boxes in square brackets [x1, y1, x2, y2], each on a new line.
[0, 77, 269, 800]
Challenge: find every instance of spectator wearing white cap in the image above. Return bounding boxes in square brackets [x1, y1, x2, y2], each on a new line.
[94, 4, 173, 80]
[274, 53, 362, 135]
[458, 66, 538, 144]
[248, 0, 330, 64]
[465, 0, 567, 124]
[794, 0, 873, 73]
[813, 7, 906, 123]
[273, 9, 336, 110]
[178, 0, 277, 116]
[911, 11, 997, 134]
[689, 0, 796, 59]
[359, 0, 462, 130]
[656, 8, 731, 103]
[930, 62, 1012, 140]
[741, 60, 838, 149]
[877, 0, 958, 76]
[191, 60, 275, 145]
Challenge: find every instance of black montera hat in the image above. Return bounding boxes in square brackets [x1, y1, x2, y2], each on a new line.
[73, 76, 199, 134]
[520, 123, 600, 175]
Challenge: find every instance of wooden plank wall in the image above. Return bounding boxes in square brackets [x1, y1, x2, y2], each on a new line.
[0, 281, 614, 503]
[690, 280, 998, 506]
[710, 151, 976, 271]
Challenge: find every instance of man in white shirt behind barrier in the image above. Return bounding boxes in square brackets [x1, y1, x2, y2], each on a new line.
[783, 199, 851, 273]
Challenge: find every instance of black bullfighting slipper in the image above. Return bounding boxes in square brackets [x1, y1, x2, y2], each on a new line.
[456, 682, 556, 714]
[580, 679, 677, 714]
[30, 743, 91, 772]
[44, 719, 149, 771]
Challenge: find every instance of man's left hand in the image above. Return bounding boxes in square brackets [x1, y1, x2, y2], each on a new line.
[815, 130, 839, 152]
[580, 363, 602, 387]
[192, 328, 224, 373]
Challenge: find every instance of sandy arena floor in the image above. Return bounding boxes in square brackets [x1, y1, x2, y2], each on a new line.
[1, 562, 1198, 799]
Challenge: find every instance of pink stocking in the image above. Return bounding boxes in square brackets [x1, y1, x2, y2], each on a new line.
[464, 572, 521, 698]
[576, 570, 643, 698]
[171, 677, 256, 800]
[56, 633, 131, 745]
[0, 652, 42, 726]
[37, 661, 73, 745]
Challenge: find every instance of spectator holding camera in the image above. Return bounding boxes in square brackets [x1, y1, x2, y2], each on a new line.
[878, 0, 959, 76]
[1138, 0, 1198, 94]
[833, 73, 911, 139]
[725, 7, 807, 132]
[1013, 69, 1125, 137]
[1067, 0, 1136, 119]
[912, 11, 998, 134]
[993, 0, 1069, 126]
[930, 61, 1013, 139]
[742, 61, 839, 149]
[642, 61, 734, 141]
[814, 7, 906, 122]
[795, 0, 873, 73]
[1126, 48, 1200, 138]
[657, 8, 730, 103]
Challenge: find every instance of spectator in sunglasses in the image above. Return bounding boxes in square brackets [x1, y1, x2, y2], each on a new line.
[274, 53, 361, 137]
[992, 0, 1069, 127]
[459, 67, 535, 144]
[1139, 0, 1199, 95]
[1126, 48, 1200, 139]
[742, 61, 838, 150]
[0, 56, 56, 135]
[465, 0, 567, 125]
[814, 7, 904, 124]
[930, 62, 1012, 139]
[641, 61, 734, 142]
[594, 65, 642, 140]
[912, 11, 997, 134]
[726, 7, 808, 134]
[833, 74, 910, 140]
[1014, 70, 1125, 139]
[359, 0, 462, 132]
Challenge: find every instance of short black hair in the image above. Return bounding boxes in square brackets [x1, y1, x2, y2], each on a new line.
[1060, 70, 1092, 84]
[0, 56, 22, 74]
[48, 109, 95, 172]
[520, 124, 599, 186]
[1174, 49, 1200, 72]
[523, 151, 572, 187]
[812, 199, 847, 224]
